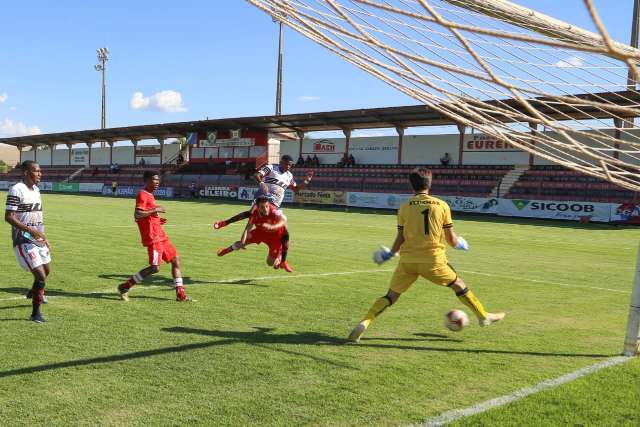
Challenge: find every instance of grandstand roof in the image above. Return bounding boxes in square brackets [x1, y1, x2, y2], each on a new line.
[1, 90, 638, 147]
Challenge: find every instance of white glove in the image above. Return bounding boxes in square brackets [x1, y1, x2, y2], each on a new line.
[454, 236, 470, 251]
[373, 246, 395, 265]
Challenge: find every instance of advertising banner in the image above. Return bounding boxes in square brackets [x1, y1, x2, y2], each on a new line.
[102, 186, 174, 198]
[498, 199, 611, 222]
[79, 183, 104, 193]
[53, 183, 79, 192]
[438, 196, 499, 214]
[237, 187, 295, 204]
[610, 202, 640, 224]
[294, 190, 346, 205]
[347, 192, 412, 209]
[0, 181, 10, 190]
[39, 182, 53, 192]
[203, 186, 238, 199]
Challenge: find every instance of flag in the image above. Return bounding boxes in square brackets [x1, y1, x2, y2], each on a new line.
[187, 132, 198, 146]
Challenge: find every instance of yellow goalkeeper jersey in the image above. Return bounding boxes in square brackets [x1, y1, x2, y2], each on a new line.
[397, 193, 453, 264]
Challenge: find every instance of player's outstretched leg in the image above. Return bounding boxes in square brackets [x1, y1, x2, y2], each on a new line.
[213, 210, 251, 230]
[117, 266, 158, 301]
[29, 266, 47, 323]
[448, 278, 505, 327]
[217, 241, 244, 257]
[170, 256, 190, 302]
[26, 263, 50, 304]
[349, 292, 398, 343]
[276, 229, 293, 273]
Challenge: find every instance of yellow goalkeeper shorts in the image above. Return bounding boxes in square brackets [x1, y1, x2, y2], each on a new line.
[388, 261, 458, 294]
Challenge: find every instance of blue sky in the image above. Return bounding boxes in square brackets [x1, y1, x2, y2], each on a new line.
[0, 1, 635, 138]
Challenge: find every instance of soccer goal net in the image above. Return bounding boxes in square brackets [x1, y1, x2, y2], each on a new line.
[247, 0, 640, 356]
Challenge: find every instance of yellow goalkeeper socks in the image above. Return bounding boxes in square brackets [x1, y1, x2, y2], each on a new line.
[363, 296, 393, 325]
[456, 288, 488, 320]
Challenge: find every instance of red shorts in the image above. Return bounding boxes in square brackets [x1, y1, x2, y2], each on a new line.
[246, 230, 283, 259]
[146, 240, 178, 266]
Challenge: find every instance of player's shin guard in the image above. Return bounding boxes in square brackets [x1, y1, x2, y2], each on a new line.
[280, 230, 290, 262]
[31, 279, 45, 316]
[122, 272, 143, 291]
[224, 210, 250, 225]
[455, 288, 488, 321]
[363, 296, 393, 326]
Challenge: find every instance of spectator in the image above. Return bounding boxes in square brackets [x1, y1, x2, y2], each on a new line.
[349, 154, 356, 167]
[111, 180, 118, 196]
[338, 153, 349, 168]
[305, 155, 312, 166]
[177, 152, 185, 165]
[113, 163, 120, 173]
[92, 166, 99, 176]
[139, 158, 146, 166]
[312, 154, 320, 167]
[297, 155, 305, 166]
[440, 152, 451, 166]
[189, 181, 197, 198]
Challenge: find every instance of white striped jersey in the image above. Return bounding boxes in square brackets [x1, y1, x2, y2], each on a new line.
[5, 182, 44, 247]
[256, 164, 296, 208]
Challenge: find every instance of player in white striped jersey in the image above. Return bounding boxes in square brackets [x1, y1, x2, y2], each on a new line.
[213, 155, 313, 272]
[4, 161, 51, 323]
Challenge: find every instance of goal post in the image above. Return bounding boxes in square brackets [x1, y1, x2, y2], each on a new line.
[624, 244, 640, 356]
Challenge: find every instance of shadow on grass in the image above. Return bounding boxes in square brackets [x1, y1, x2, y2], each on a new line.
[166, 327, 614, 359]
[98, 274, 267, 287]
[0, 287, 169, 302]
[0, 304, 31, 311]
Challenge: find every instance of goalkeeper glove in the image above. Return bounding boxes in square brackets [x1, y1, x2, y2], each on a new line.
[373, 246, 395, 265]
[454, 236, 470, 251]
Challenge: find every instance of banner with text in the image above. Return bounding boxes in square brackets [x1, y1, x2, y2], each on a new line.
[53, 183, 79, 192]
[610, 202, 640, 224]
[347, 192, 412, 209]
[203, 186, 238, 199]
[498, 199, 611, 222]
[438, 195, 499, 214]
[101, 186, 174, 198]
[237, 187, 294, 204]
[294, 190, 346, 205]
[0, 181, 10, 190]
[79, 183, 104, 193]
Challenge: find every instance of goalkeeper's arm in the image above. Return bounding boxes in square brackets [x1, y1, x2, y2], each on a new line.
[444, 227, 469, 251]
[389, 227, 405, 255]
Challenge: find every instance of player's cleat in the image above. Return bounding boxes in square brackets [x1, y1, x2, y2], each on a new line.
[280, 261, 293, 273]
[213, 221, 227, 230]
[348, 321, 368, 343]
[30, 313, 46, 323]
[117, 283, 130, 302]
[479, 312, 506, 327]
[217, 247, 233, 257]
[26, 289, 48, 304]
[175, 287, 192, 302]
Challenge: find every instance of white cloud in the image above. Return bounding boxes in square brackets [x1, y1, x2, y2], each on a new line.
[298, 95, 320, 102]
[0, 93, 7, 104]
[130, 90, 187, 112]
[555, 56, 584, 68]
[0, 118, 41, 137]
[9, 107, 16, 111]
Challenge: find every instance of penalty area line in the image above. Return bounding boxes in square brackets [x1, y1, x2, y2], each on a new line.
[415, 355, 633, 427]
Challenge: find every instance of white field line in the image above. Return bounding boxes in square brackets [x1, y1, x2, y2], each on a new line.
[415, 356, 633, 427]
[0, 266, 629, 303]
[460, 269, 630, 294]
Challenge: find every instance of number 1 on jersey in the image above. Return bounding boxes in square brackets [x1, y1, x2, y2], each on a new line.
[421, 209, 430, 236]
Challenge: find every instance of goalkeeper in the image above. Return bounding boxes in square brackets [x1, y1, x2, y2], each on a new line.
[349, 168, 505, 342]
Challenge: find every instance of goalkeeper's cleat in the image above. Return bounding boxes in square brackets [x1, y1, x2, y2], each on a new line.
[117, 283, 130, 302]
[348, 321, 368, 343]
[30, 313, 46, 323]
[479, 312, 505, 327]
[280, 261, 293, 273]
[176, 287, 192, 302]
[213, 221, 227, 230]
[217, 247, 233, 257]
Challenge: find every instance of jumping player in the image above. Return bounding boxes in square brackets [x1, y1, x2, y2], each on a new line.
[213, 154, 313, 273]
[348, 168, 505, 342]
[117, 170, 190, 302]
[5, 160, 51, 323]
[217, 196, 288, 268]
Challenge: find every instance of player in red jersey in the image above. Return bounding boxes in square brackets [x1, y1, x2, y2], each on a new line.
[217, 196, 289, 269]
[117, 170, 191, 301]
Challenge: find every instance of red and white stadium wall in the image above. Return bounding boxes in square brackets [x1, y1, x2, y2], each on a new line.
[188, 129, 269, 164]
[20, 143, 180, 166]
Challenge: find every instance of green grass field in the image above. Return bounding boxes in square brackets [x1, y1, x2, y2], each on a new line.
[0, 193, 639, 426]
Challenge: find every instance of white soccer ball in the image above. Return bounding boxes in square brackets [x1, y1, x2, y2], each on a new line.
[444, 309, 469, 332]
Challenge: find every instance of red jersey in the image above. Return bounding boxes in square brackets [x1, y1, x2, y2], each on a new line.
[249, 204, 285, 234]
[135, 189, 168, 246]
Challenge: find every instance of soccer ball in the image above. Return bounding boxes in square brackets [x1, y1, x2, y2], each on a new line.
[444, 309, 469, 332]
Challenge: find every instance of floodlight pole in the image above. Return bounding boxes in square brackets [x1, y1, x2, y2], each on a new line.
[275, 17, 284, 116]
[95, 48, 109, 129]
